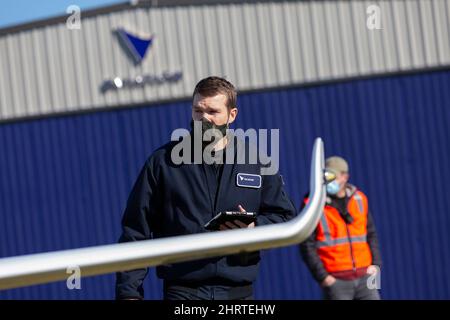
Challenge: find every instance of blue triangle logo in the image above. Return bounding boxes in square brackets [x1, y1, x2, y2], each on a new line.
[117, 28, 154, 64]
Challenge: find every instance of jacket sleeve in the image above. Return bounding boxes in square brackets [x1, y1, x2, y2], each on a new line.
[256, 173, 296, 226]
[297, 196, 329, 283]
[299, 228, 330, 283]
[115, 158, 159, 300]
[367, 210, 382, 268]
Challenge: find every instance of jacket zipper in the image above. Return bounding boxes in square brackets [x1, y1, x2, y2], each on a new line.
[342, 194, 357, 272]
[345, 223, 357, 272]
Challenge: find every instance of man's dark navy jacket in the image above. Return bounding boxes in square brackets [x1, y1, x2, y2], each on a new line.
[115, 135, 296, 299]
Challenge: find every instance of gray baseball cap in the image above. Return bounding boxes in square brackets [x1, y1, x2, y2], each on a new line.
[325, 156, 349, 174]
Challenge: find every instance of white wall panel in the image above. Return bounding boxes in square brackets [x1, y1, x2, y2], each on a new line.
[0, 0, 448, 121]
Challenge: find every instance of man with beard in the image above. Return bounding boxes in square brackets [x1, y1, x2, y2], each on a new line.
[116, 76, 295, 300]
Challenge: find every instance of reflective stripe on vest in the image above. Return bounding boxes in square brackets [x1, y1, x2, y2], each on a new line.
[353, 192, 364, 213]
[316, 213, 367, 248]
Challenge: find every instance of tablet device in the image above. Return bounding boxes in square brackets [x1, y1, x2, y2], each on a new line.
[204, 211, 257, 231]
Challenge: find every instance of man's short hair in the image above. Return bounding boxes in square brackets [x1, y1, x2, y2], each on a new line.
[193, 76, 237, 111]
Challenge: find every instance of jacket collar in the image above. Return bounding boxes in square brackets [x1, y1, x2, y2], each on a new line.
[326, 183, 358, 205]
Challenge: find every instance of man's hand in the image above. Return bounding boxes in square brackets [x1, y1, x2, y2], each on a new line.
[367, 265, 379, 275]
[321, 275, 337, 287]
[219, 205, 256, 230]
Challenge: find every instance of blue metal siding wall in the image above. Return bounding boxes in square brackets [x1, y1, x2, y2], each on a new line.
[0, 69, 449, 299]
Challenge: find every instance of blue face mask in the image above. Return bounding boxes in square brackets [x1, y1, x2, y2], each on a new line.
[326, 180, 340, 195]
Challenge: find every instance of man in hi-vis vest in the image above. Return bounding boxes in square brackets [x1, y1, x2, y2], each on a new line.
[300, 156, 382, 300]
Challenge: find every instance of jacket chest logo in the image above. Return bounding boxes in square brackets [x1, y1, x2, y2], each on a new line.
[236, 173, 261, 189]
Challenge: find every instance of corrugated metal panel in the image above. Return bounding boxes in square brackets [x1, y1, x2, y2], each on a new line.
[0, 69, 449, 299]
[0, 0, 449, 121]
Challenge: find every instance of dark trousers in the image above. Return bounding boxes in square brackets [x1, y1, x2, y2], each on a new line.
[322, 275, 381, 300]
[163, 281, 254, 300]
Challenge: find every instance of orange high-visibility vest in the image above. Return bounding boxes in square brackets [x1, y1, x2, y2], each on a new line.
[305, 188, 372, 273]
